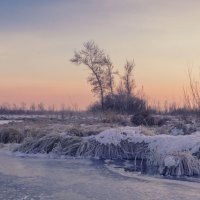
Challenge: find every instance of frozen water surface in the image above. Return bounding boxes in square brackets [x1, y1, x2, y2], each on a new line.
[0, 151, 200, 200]
[0, 120, 23, 125]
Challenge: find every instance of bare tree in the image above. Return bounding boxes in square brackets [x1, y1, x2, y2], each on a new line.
[70, 41, 109, 110]
[20, 102, 26, 111]
[116, 80, 125, 95]
[30, 103, 36, 112]
[12, 104, 18, 111]
[183, 68, 200, 111]
[188, 68, 200, 109]
[123, 60, 135, 97]
[104, 55, 118, 96]
[37, 102, 45, 113]
[183, 86, 192, 110]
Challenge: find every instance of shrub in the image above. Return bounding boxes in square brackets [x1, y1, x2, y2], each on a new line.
[101, 111, 125, 124]
[131, 111, 153, 126]
[0, 128, 24, 143]
[89, 94, 147, 115]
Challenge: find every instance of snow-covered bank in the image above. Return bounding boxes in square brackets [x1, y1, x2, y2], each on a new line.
[14, 126, 200, 177]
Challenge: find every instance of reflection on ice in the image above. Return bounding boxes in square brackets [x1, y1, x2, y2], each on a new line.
[0, 151, 200, 200]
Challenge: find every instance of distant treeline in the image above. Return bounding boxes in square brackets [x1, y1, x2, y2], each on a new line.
[0, 102, 78, 115]
[0, 101, 200, 117]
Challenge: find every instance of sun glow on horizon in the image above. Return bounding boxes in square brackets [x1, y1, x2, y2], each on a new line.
[1, 0, 200, 109]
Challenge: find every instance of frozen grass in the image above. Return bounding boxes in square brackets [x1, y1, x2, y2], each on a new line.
[14, 126, 200, 176]
[160, 152, 200, 176]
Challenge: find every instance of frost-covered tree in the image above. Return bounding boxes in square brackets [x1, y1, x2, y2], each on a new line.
[70, 41, 109, 109]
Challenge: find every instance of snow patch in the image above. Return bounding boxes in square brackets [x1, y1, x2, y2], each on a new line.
[93, 126, 200, 156]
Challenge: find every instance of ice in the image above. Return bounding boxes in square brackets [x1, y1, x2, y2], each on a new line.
[0, 151, 200, 200]
[0, 120, 23, 125]
[164, 156, 178, 167]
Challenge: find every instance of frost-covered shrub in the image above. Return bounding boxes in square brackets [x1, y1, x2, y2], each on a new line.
[68, 127, 83, 137]
[89, 94, 147, 114]
[131, 113, 168, 127]
[169, 123, 196, 135]
[16, 134, 61, 154]
[159, 153, 200, 176]
[131, 112, 155, 126]
[101, 112, 126, 124]
[15, 133, 83, 155]
[0, 128, 24, 143]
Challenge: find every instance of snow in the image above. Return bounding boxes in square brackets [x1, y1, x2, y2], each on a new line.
[95, 127, 141, 145]
[164, 156, 179, 167]
[0, 120, 23, 125]
[94, 126, 200, 156]
[91, 126, 200, 176]
[170, 127, 184, 136]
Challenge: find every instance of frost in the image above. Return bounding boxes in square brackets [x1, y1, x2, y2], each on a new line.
[92, 127, 200, 176]
[164, 156, 179, 168]
[15, 126, 200, 176]
[94, 126, 200, 156]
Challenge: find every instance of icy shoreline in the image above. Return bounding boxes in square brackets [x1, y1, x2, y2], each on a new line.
[13, 126, 200, 177]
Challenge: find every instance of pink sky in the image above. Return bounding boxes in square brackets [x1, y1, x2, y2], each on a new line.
[1, 0, 200, 109]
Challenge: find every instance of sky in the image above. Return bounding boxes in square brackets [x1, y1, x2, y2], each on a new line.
[0, 0, 200, 110]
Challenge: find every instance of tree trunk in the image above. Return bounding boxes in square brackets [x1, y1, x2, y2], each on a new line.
[100, 89, 104, 111]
